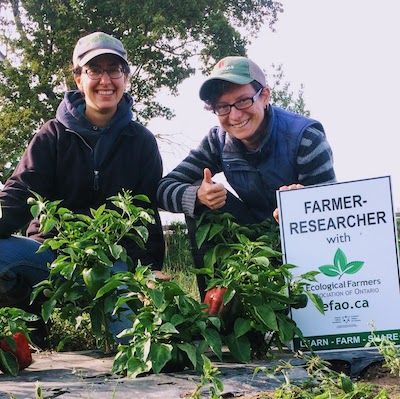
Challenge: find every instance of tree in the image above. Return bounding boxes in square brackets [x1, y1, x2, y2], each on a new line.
[269, 63, 310, 117]
[0, 0, 283, 179]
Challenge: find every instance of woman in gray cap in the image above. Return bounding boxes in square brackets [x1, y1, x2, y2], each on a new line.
[157, 56, 336, 298]
[0, 32, 165, 343]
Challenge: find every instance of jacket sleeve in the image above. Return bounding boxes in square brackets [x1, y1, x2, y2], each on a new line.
[296, 125, 336, 186]
[0, 127, 56, 236]
[157, 129, 223, 217]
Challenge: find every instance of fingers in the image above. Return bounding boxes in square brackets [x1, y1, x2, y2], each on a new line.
[203, 184, 227, 209]
[273, 208, 279, 224]
[197, 168, 227, 209]
[279, 183, 304, 191]
[153, 270, 172, 281]
[203, 168, 213, 184]
[273, 184, 303, 224]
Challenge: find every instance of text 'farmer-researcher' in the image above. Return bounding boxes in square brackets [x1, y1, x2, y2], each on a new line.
[289, 195, 386, 235]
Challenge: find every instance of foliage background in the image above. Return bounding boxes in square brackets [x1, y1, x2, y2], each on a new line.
[0, 0, 284, 179]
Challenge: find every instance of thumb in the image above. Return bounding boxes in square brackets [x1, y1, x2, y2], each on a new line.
[203, 168, 213, 184]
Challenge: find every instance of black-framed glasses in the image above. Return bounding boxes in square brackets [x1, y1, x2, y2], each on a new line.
[83, 66, 124, 80]
[206, 88, 263, 116]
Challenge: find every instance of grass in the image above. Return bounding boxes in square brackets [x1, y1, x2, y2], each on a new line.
[162, 221, 200, 300]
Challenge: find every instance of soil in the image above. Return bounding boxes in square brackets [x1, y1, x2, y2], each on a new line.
[240, 361, 400, 399]
[359, 361, 400, 397]
[1, 350, 399, 398]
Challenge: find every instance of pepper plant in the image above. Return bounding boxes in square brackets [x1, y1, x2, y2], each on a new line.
[0, 307, 38, 376]
[111, 265, 222, 377]
[29, 190, 155, 352]
[195, 212, 324, 362]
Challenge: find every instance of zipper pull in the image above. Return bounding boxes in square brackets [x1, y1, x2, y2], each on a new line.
[93, 170, 100, 191]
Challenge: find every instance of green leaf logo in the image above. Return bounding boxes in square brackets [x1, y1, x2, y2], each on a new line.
[319, 248, 364, 279]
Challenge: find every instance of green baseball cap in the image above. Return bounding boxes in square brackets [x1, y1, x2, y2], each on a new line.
[73, 32, 128, 68]
[199, 56, 266, 101]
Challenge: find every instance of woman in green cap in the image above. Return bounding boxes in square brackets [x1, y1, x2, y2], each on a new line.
[157, 55, 336, 297]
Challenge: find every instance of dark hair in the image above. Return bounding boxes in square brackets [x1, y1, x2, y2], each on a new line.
[72, 59, 130, 76]
[204, 79, 264, 106]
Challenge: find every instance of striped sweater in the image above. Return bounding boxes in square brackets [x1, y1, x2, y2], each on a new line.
[157, 109, 336, 220]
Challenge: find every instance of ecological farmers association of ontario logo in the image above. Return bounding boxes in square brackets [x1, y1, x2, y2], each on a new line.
[319, 248, 364, 279]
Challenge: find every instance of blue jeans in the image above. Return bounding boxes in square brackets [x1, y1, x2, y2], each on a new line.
[0, 236, 55, 307]
[0, 236, 131, 342]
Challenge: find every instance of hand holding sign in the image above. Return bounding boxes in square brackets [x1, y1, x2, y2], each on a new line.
[197, 168, 227, 210]
[273, 183, 304, 223]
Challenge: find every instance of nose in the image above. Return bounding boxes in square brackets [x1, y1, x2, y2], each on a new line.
[229, 105, 244, 119]
[99, 71, 112, 84]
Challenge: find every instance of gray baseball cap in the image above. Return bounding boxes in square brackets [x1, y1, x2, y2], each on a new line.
[199, 56, 266, 101]
[73, 32, 128, 68]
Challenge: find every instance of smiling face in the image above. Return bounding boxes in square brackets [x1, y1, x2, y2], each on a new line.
[74, 54, 128, 126]
[216, 83, 270, 149]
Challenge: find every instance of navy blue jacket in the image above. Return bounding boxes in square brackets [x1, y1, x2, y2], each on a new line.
[0, 91, 164, 269]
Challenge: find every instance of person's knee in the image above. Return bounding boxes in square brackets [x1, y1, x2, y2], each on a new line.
[0, 268, 32, 307]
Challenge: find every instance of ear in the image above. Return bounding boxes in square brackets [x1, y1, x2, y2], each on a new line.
[123, 74, 129, 90]
[74, 74, 83, 91]
[260, 87, 271, 107]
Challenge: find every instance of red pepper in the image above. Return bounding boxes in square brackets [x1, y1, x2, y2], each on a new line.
[0, 332, 32, 370]
[203, 287, 227, 316]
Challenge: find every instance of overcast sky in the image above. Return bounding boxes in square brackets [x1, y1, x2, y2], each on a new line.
[149, 0, 400, 222]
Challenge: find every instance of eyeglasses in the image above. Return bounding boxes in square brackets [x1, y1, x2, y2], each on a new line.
[83, 66, 124, 80]
[207, 88, 263, 116]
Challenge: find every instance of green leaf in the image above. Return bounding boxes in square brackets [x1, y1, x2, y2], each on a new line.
[133, 226, 149, 242]
[159, 322, 179, 335]
[95, 280, 121, 299]
[0, 349, 19, 376]
[334, 248, 347, 272]
[133, 194, 150, 203]
[195, 320, 207, 333]
[149, 343, 173, 374]
[126, 357, 151, 378]
[90, 204, 106, 218]
[95, 249, 113, 266]
[254, 305, 278, 331]
[318, 264, 340, 277]
[177, 343, 197, 368]
[234, 318, 252, 338]
[202, 328, 222, 360]
[44, 239, 65, 250]
[30, 204, 40, 218]
[276, 314, 297, 343]
[343, 261, 364, 275]
[203, 248, 217, 271]
[42, 217, 57, 234]
[340, 375, 354, 393]
[82, 265, 111, 296]
[42, 298, 57, 322]
[252, 256, 270, 267]
[225, 333, 251, 363]
[208, 316, 221, 331]
[170, 314, 185, 326]
[223, 287, 235, 305]
[208, 224, 224, 240]
[306, 292, 325, 314]
[59, 262, 76, 280]
[196, 223, 211, 249]
[109, 244, 124, 259]
[148, 289, 164, 309]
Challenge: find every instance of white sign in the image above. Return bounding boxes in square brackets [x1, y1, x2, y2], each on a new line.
[277, 176, 400, 351]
